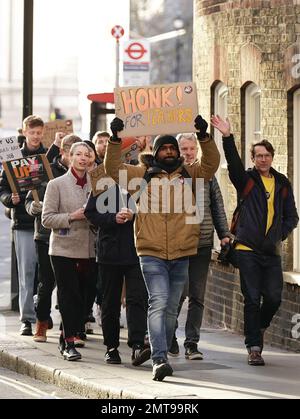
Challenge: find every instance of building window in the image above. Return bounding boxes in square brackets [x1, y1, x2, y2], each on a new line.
[212, 81, 228, 175]
[293, 89, 300, 272]
[242, 82, 261, 167]
[211, 81, 229, 248]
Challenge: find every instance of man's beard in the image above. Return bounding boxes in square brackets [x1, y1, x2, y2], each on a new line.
[162, 157, 177, 166]
[154, 155, 181, 173]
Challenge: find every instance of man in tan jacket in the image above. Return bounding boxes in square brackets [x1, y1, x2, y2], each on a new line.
[104, 116, 220, 381]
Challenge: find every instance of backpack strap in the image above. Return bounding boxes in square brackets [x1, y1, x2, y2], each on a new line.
[230, 177, 256, 234]
[281, 185, 288, 200]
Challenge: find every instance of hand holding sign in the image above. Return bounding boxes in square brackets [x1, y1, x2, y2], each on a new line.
[30, 200, 43, 215]
[194, 115, 208, 141]
[110, 117, 124, 142]
[12, 193, 21, 205]
[120, 207, 133, 222]
[116, 208, 133, 224]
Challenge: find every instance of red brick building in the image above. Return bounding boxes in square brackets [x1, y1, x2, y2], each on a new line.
[194, 0, 300, 351]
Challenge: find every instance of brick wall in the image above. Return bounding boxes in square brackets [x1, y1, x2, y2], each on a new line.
[205, 258, 300, 352]
[194, 0, 300, 351]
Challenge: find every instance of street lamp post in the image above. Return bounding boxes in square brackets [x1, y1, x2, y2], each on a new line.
[23, 0, 34, 120]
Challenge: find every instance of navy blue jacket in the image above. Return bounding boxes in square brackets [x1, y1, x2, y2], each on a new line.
[223, 135, 299, 255]
[84, 186, 139, 265]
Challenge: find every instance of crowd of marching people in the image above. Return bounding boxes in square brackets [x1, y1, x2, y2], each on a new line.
[0, 112, 298, 381]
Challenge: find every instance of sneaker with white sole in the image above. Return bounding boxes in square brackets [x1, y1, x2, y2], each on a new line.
[185, 343, 203, 360]
[168, 336, 179, 357]
[105, 348, 121, 364]
[131, 345, 151, 366]
[152, 359, 173, 381]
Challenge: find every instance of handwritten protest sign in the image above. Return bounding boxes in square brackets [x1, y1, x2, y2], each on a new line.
[121, 137, 139, 163]
[3, 155, 53, 200]
[89, 164, 110, 197]
[42, 120, 73, 148]
[0, 137, 22, 163]
[114, 82, 198, 137]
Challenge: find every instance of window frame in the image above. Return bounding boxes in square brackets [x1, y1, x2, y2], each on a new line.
[244, 82, 262, 168]
[293, 88, 300, 272]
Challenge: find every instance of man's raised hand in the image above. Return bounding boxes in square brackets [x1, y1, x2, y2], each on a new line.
[211, 115, 231, 137]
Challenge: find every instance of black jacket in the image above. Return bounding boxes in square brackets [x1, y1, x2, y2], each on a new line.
[84, 186, 139, 265]
[0, 142, 47, 230]
[25, 156, 68, 242]
[223, 135, 299, 255]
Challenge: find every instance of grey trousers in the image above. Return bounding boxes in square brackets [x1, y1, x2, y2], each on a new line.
[13, 230, 37, 323]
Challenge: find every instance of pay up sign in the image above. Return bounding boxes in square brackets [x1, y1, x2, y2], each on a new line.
[3, 155, 53, 202]
[0, 136, 22, 163]
[114, 82, 198, 137]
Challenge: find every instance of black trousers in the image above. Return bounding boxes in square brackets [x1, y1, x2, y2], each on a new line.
[237, 251, 283, 349]
[175, 246, 212, 345]
[80, 258, 97, 322]
[50, 256, 95, 339]
[100, 263, 148, 349]
[35, 241, 56, 322]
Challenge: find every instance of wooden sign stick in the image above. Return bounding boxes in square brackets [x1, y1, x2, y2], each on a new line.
[32, 189, 40, 204]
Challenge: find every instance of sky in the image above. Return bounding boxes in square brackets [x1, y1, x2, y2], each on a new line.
[33, 0, 130, 131]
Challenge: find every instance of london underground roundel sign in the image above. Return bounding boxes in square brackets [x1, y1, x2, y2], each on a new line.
[125, 42, 147, 60]
[111, 25, 125, 40]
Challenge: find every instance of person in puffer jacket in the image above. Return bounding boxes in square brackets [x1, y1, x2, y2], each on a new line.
[105, 115, 220, 381]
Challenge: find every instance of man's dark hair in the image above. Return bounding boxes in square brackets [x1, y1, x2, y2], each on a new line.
[251, 140, 275, 159]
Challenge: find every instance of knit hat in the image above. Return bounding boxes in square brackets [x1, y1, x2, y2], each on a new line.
[84, 140, 98, 161]
[152, 135, 180, 158]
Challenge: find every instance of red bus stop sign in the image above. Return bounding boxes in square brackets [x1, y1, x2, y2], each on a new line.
[111, 25, 125, 40]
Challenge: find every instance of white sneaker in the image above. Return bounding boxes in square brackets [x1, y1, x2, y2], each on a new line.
[93, 303, 101, 327]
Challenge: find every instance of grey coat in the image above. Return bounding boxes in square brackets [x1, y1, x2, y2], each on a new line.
[42, 170, 95, 259]
[199, 176, 230, 248]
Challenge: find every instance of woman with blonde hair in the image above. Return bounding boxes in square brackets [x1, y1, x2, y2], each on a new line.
[42, 142, 96, 361]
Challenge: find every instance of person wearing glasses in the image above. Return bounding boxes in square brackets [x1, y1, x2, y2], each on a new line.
[211, 115, 299, 367]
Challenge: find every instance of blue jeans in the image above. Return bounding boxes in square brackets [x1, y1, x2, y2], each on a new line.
[140, 256, 189, 362]
[14, 230, 37, 323]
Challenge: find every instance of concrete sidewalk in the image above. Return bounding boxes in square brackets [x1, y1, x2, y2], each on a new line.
[0, 310, 299, 399]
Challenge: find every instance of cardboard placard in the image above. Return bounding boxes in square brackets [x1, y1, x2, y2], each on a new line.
[121, 137, 139, 163]
[114, 82, 198, 137]
[3, 154, 53, 196]
[0, 136, 22, 163]
[89, 164, 109, 197]
[42, 120, 73, 148]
